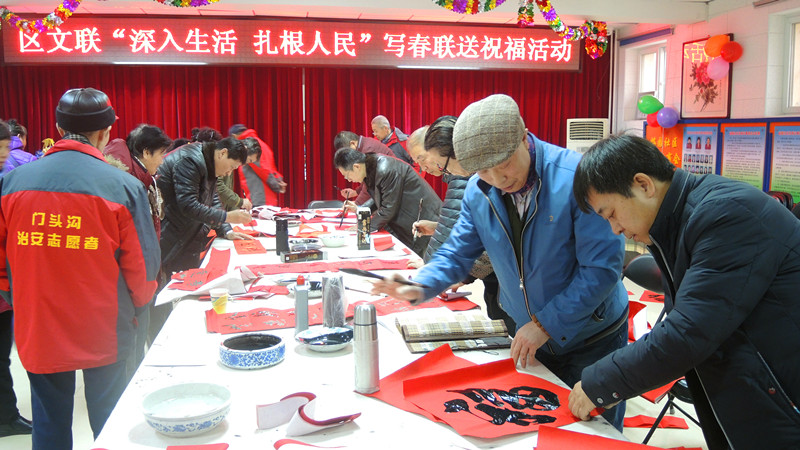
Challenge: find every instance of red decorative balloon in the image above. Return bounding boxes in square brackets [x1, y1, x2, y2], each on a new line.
[704, 34, 730, 58]
[646, 112, 660, 128]
[720, 41, 743, 63]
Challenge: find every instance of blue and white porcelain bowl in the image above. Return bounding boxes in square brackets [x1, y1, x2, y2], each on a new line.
[219, 333, 285, 369]
[142, 382, 231, 437]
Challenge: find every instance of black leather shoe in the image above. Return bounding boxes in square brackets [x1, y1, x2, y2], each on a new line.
[0, 415, 33, 437]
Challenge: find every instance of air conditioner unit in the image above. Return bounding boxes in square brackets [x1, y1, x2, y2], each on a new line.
[566, 118, 610, 154]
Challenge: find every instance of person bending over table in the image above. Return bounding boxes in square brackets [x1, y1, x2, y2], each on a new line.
[334, 147, 441, 257]
[371, 94, 629, 431]
[569, 134, 800, 449]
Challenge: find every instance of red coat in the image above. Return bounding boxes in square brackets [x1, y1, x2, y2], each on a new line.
[237, 129, 282, 206]
[0, 140, 160, 373]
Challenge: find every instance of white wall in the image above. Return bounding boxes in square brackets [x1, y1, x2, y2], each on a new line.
[612, 0, 800, 135]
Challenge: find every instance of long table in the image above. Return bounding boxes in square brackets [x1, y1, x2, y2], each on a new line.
[94, 226, 627, 449]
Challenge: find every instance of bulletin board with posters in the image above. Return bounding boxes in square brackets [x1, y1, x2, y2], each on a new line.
[645, 118, 800, 198]
[682, 125, 719, 175]
[720, 123, 767, 190]
[769, 122, 800, 201]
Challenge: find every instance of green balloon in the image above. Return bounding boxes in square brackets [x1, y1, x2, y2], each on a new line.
[637, 95, 664, 115]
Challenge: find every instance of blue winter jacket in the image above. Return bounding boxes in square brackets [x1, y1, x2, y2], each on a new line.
[414, 134, 627, 355]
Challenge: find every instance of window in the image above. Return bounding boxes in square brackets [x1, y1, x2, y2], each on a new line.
[785, 15, 800, 114]
[637, 46, 666, 118]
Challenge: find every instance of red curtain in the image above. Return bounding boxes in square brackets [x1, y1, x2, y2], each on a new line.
[304, 49, 611, 204]
[1, 48, 608, 209]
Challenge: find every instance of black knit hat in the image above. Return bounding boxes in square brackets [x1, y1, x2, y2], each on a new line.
[55, 87, 117, 133]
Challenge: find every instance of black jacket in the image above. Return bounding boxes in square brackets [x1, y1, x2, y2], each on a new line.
[424, 174, 492, 280]
[583, 170, 800, 448]
[364, 154, 442, 257]
[157, 143, 231, 273]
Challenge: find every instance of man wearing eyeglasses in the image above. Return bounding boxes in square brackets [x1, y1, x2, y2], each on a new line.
[333, 147, 442, 257]
[372, 94, 629, 431]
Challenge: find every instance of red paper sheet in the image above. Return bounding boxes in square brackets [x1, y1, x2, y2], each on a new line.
[639, 290, 665, 303]
[232, 226, 262, 237]
[246, 259, 410, 276]
[640, 380, 679, 404]
[403, 359, 581, 438]
[373, 235, 394, 251]
[249, 285, 290, 295]
[205, 296, 478, 334]
[234, 239, 267, 254]
[364, 345, 476, 421]
[169, 248, 231, 291]
[623, 415, 688, 429]
[166, 444, 229, 450]
[535, 425, 664, 449]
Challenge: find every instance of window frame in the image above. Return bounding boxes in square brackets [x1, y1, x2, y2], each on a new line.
[784, 14, 800, 115]
[636, 45, 667, 119]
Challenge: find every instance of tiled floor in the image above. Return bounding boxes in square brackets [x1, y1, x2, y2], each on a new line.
[2, 277, 708, 450]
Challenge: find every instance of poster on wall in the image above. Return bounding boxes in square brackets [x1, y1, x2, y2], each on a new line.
[682, 126, 718, 174]
[770, 124, 800, 201]
[680, 36, 732, 119]
[720, 124, 767, 189]
[644, 124, 685, 168]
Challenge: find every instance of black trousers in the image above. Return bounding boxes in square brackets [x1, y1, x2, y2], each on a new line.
[0, 309, 21, 423]
[481, 273, 516, 332]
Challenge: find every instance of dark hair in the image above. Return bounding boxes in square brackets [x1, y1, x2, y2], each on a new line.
[0, 120, 10, 141]
[573, 134, 676, 213]
[333, 131, 358, 152]
[126, 124, 172, 158]
[191, 127, 222, 143]
[6, 119, 26, 138]
[333, 147, 365, 170]
[167, 138, 190, 152]
[241, 136, 262, 159]
[424, 115, 457, 158]
[228, 124, 247, 136]
[216, 136, 247, 164]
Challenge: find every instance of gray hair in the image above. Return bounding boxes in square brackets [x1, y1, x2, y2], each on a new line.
[371, 115, 390, 128]
[407, 125, 429, 149]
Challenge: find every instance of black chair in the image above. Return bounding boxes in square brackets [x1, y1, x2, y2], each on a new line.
[307, 200, 343, 209]
[622, 254, 700, 444]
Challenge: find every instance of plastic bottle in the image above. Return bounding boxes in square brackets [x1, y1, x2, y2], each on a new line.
[294, 275, 309, 335]
[354, 303, 379, 394]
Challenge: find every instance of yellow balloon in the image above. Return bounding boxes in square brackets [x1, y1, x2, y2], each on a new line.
[704, 34, 730, 58]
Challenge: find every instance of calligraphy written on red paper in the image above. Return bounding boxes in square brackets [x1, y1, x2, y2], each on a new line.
[444, 387, 559, 427]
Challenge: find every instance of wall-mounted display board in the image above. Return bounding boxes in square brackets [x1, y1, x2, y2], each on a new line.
[644, 117, 800, 198]
[720, 123, 767, 190]
[682, 125, 719, 175]
[769, 122, 800, 201]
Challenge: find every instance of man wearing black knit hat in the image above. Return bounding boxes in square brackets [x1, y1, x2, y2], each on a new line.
[0, 87, 161, 449]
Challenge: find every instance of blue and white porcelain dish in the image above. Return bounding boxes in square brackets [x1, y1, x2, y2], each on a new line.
[295, 326, 353, 352]
[142, 382, 231, 437]
[219, 333, 285, 369]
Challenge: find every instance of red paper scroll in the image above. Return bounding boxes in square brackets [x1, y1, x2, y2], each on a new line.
[364, 345, 475, 421]
[170, 248, 231, 291]
[246, 259, 410, 276]
[536, 425, 664, 449]
[234, 239, 267, 254]
[403, 358, 580, 438]
[639, 290, 665, 303]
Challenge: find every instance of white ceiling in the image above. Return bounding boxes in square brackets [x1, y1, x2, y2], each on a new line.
[4, 0, 715, 29]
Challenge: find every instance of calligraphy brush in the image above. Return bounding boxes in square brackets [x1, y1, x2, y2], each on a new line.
[339, 268, 428, 288]
[413, 198, 423, 242]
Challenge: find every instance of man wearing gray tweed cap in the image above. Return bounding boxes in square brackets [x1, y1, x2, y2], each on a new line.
[372, 94, 629, 431]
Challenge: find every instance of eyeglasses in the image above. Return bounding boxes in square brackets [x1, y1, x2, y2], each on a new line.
[437, 155, 452, 175]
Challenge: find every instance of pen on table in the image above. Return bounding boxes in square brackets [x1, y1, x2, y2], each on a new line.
[413, 198, 423, 241]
